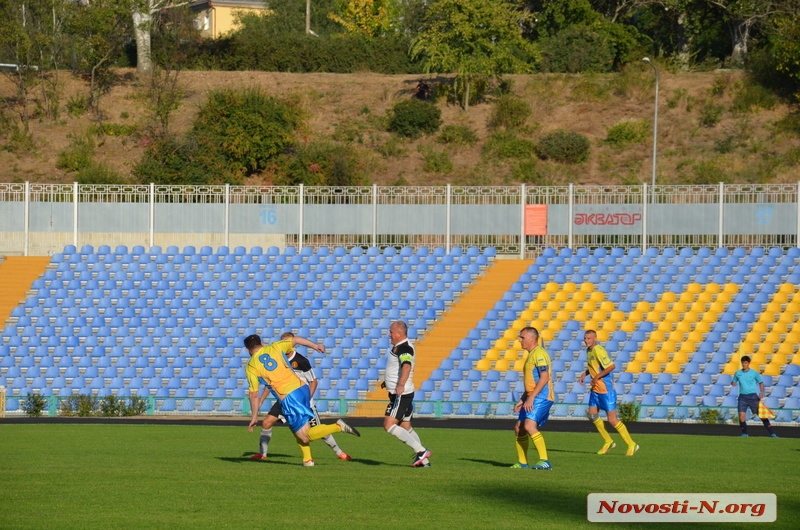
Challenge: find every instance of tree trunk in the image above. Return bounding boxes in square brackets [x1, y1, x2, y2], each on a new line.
[729, 19, 750, 68]
[674, 12, 692, 71]
[133, 8, 152, 74]
[463, 79, 470, 112]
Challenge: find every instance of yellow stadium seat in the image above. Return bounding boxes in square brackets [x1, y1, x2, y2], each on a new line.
[520, 309, 535, 321]
[675, 321, 691, 333]
[554, 290, 569, 302]
[641, 339, 657, 352]
[662, 312, 679, 323]
[763, 363, 782, 376]
[596, 330, 609, 342]
[786, 331, 800, 343]
[722, 363, 738, 375]
[589, 292, 604, 303]
[664, 361, 682, 374]
[621, 320, 636, 332]
[779, 312, 795, 325]
[633, 351, 651, 363]
[513, 358, 525, 371]
[475, 359, 492, 371]
[563, 282, 577, 293]
[608, 310, 624, 322]
[556, 309, 571, 323]
[644, 361, 663, 373]
[635, 301, 651, 313]
[601, 320, 617, 333]
[649, 330, 665, 342]
[504, 349, 520, 360]
[749, 353, 766, 365]
[538, 309, 553, 321]
[779, 283, 795, 294]
[544, 282, 559, 293]
[494, 359, 510, 371]
[574, 310, 588, 322]
[485, 348, 500, 361]
[585, 320, 598, 333]
[625, 361, 641, 373]
[503, 328, 518, 340]
[599, 300, 615, 313]
[541, 328, 554, 341]
[662, 339, 677, 352]
[672, 300, 688, 313]
[722, 283, 739, 294]
[577, 282, 592, 293]
[671, 351, 688, 363]
[706, 282, 721, 294]
[693, 321, 709, 334]
[563, 300, 579, 312]
[777, 343, 795, 355]
[662, 291, 677, 303]
[686, 283, 701, 294]
[684, 310, 699, 322]
[686, 331, 705, 343]
[768, 353, 786, 365]
[652, 351, 669, 363]
[628, 310, 643, 323]
[792, 352, 800, 365]
[549, 320, 563, 332]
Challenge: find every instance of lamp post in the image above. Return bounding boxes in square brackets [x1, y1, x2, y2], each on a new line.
[642, 57, 659, 202]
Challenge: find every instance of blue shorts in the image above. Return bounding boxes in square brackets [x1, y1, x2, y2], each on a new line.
[738, 394, 759, 415]
[518, 398, 553, 427]
[280, 385, 314, 433]
[589, 391, 617, 412]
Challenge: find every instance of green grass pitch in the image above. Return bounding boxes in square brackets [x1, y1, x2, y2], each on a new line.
[1, 423, 797, 529]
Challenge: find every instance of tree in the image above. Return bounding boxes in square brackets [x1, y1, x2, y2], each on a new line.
[132, 0, 184, 75]
[704, 0, 795, 67]
[68, 0, 134, 116]
[328, 0, 398, 36]
[410, 0, 537, 111]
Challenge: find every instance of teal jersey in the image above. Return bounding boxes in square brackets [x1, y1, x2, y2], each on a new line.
[733, 368, 762, 395]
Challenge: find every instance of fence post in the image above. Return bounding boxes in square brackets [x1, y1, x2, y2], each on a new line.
[372, 183, 377, 247]
[298, 184, 304, 249]
[642, 183, 648, 251]
[446, 184, 451, 253]
[147, 396, 155, 415]
[49, 395, 58, 417]
[520, 184, 525, 259]
[568, 183, 574, 250]
[24, 181, 30, 256]
[224, 183, 230, 249]
[149, 183, 155, 249]
[73, 182, 79, 249]
[718, 182, 724, 248]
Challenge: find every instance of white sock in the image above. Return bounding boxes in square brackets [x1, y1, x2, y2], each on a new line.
[322, 434, 342, 455]
[408, 428, 429, 464]
[259, 427, 272, 455]
[388, 424, 424, 452]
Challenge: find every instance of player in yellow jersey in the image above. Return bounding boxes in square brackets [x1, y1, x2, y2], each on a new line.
[243, 334, 360, 463]
[511, 327, 554, 470]
[581, 329, 639, 456]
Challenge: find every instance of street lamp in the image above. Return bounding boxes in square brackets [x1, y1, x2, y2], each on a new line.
[642, 57, 659, 202]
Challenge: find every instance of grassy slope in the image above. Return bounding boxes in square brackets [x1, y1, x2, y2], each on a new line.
[0, 68, 798, 187]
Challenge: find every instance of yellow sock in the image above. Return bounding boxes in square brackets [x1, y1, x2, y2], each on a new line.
[298, 442, 312, 462]
[515, 434, 529, 465]
[614, 421, 635, 446]
[308, 423, 340, 441]
[593, 418, 613, 444]
[531, 432, 548, 461]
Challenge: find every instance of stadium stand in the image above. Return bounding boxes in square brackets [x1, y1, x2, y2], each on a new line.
[0, 245, 799, 424]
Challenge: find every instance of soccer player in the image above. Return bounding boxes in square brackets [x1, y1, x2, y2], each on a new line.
[581, 329, 639, 456]
[250, 332, 352, 465]
[382, 320, 431, 467]
[732, 355, 778, 438]
[243, 333, 360, 463]
[511, 326, 554, 470]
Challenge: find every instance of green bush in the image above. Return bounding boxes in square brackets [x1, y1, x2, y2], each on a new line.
[617, 402, 640, 422]
[97, 123, 137, 136]
[667, 88, 687, 109]
[698, 407, 726, 424]
[66, 95, 89, 118]
[731, 82, 778, 113]
[22, 393, 48, 417]
[535, 130, 590, 163]
[56, 133, 95, 172]
[76, 162, 126, 184]
[134, 136, 237, 185]
[433, 77, 489, 108]
[774, 112, 800, 136]
[540, 25, 614, 73]
[99, 395, 147, 416]
[482, 131, 535, 160]
[488, 95, 532, 130]
[606, 119, 649, 146]
[420, 146, 453, 173]
[59, 395, 98, 417]
[193, 87, 304, 175]
[387, 99, 442, 138]
[276, 140, 367, 186]
[375, 136, 407, 158]
[436, 124, 478, 146]
[511, 159, 551, 184]
[689, 159, 725, 184]
[699, 99, 725, 127]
